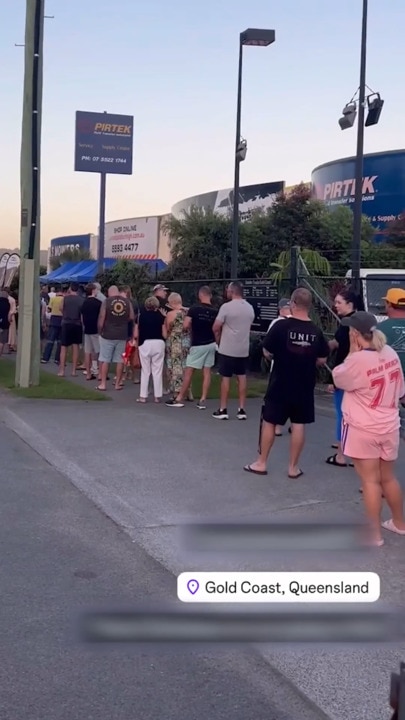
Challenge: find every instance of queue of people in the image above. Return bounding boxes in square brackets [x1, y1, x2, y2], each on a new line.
[244, 285, 405, 547]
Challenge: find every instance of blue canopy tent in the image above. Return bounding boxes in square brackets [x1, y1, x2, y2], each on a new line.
[39, 262, 78, 284]
[40, 257, 168, 284]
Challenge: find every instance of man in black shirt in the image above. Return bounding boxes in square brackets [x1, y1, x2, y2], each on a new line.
[166, 286, 218, 409]
[244, 287, 329, 478]
[0, 290, 12, 356]
[81, 284, 102, 380]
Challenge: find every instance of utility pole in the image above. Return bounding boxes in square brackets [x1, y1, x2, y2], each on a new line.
[351, 0, 368, 295]
[16, 0, 44, 387]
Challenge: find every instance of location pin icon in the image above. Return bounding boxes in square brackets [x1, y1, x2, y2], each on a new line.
[187, 579, 199, 595]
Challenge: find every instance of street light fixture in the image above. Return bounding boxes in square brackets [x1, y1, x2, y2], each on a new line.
[230, 28, 275, 280]
[338, 0, 383, 294]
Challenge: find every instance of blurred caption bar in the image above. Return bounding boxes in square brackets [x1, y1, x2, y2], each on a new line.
[182, 521, 368, 553]
[80, 607, 405, 644]
[177, 572, 380, 603]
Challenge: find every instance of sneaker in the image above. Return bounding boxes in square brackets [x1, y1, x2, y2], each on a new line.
[237, 408, 247, 420]
[212, 408, 228, 420]
[197, 401, 206, 410]
[40, 359, 48, 364]
[165, 399, 184, 408]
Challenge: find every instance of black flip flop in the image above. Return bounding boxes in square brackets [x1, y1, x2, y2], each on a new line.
[331, 443, 339, 449]
[275, 432, 282, 437]
[288, 469, 304, 479]
[244, 464, 268, 476]
[326, 453, 350, 467]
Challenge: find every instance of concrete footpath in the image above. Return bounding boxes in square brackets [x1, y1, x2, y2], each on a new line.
[1, 422, 329, 720]
[1, 385, 404, 720]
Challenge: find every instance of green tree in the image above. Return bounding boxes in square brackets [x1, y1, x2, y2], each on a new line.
[96, 260, 154, 302]
[382, 213, 405, 247]
[161, 207, 232, 280]
[49, 247, 92, 271]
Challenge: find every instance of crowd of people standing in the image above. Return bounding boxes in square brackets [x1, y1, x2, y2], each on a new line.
[2, 275, 405, 546]
[244, 285, 405, 547]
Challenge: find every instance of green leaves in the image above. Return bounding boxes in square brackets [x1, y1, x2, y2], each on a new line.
[96, 260, 153, 302]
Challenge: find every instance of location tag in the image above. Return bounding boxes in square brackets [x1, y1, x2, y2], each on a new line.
[187, 579, 199, 595]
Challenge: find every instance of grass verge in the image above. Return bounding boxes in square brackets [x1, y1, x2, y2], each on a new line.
[191, 372, 267, 400]
[0, 358, 108, 401]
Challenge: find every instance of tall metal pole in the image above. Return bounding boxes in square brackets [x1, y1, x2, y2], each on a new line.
[97, 172, 106, 275]
[351, 0, 368, 295]
[230, 40, 243, 281]
[16, 0, 44, 387]
[96, 110, 108, 276]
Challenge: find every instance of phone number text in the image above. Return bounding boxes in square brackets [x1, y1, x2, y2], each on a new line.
[110, 243, 139, 253]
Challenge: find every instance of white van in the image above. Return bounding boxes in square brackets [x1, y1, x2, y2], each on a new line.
[345, 268, 405, 321]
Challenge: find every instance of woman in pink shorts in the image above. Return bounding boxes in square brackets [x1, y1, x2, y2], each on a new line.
[333, 311, 405, 546]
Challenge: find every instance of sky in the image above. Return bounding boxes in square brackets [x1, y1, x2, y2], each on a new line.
[1, 0, 405, 249]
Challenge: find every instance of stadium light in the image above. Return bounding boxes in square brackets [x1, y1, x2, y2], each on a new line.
[231, 28, 276, 280]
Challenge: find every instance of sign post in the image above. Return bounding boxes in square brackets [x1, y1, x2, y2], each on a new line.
[74, 110, 134, 276]
[242, 280, 278, 333]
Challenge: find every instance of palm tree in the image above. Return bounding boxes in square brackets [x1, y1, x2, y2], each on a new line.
[270, 247, 336, 335]
[270, 247, 331, 283]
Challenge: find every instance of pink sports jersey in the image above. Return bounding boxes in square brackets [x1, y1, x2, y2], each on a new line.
[332, 345, 405, 434]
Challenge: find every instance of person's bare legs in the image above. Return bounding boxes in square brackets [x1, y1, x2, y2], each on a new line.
[200, 367, 211, 403]
[353, 458, 383, 543]
[236, 374, 247, 409]
[175, 367, 194, 402]
[380, 460, 405, 530]
[115, 362, 124, 389]
[220, 377, 230, 410]
[246, 420, 276, 472]
[275, 425, 284, 436]
[58, 346, 67, 376]
[98, 362, 109, 390]
[288, 423, 305, 477]
[85, 352, 92, 380]
[71, 344, 79, 376]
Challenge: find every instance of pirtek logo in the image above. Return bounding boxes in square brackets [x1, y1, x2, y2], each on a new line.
[94, 123, 131, 134]
[324, 176, 378, 200]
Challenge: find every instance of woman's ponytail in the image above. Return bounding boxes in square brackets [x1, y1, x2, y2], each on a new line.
[370, 329, 387, 352]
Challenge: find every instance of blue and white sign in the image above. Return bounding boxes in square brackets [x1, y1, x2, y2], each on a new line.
[74, 111, 133, 174]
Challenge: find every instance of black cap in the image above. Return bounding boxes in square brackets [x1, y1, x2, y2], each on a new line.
[278, 298, 290, 309]
[341, 311, 377, 334]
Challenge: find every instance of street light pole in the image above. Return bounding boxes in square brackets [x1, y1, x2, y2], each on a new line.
[351, 0, 368, 294]
[229, 28, 275, 281]
[16, 0, 44, 388]
[230, 40, 243, 281]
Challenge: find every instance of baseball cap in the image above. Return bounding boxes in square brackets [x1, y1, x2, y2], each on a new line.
[382, 288, 405, 306]
[278, 298, 290, 309]
[341, 311, 377, 334]
[153, 284, 168, 292]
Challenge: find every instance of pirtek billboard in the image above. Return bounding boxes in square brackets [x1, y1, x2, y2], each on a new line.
[311, 150, 405, 230]
[74, 111, 134, 175]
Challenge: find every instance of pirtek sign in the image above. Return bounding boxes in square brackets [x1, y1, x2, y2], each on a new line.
[94, 123, 131, 134]
[324, 176, 378, 200]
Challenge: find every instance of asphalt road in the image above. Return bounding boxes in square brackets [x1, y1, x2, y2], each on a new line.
[0, 421, 328, 720]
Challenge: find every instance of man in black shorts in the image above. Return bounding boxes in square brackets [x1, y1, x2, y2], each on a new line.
[244, 287, 328, 478]
[58, 283, 84, 377]
[212, 281, 255, 420]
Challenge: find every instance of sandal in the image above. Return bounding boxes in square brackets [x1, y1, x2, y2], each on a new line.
[326, 454, 352, 467]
